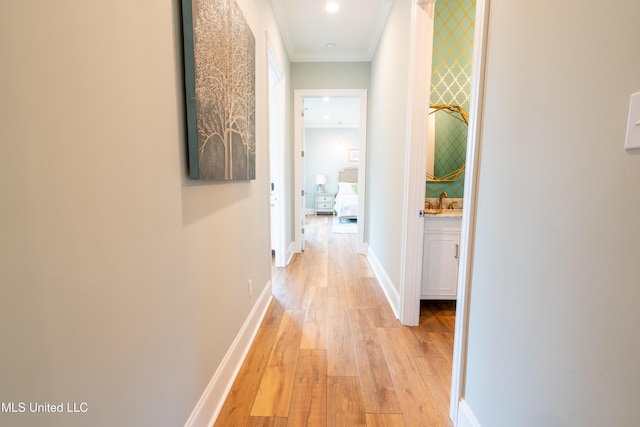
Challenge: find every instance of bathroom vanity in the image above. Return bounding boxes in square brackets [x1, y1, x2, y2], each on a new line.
[421, 214, 461, 300]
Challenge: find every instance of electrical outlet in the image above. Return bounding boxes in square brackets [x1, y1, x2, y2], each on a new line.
[248, 279, 253, 297]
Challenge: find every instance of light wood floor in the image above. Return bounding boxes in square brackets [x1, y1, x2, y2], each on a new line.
[214, 215, 455, 427]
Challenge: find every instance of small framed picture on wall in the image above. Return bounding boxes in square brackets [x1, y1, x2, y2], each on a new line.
[348, 148, 359, 162]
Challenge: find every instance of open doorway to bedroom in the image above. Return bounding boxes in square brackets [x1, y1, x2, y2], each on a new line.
[293, 89, 367, 254]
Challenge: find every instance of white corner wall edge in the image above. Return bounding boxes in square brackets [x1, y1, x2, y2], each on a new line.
[456, 399, 482, 427]
[366, 247, 400, 319]
[183, 280, 273, 427]
[286, 242, 295, 266]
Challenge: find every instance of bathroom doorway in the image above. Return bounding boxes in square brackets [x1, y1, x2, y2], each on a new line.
[400, 0, 489, 423]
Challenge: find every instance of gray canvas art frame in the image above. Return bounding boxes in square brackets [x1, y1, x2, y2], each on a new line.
[182, 0, 256, 180]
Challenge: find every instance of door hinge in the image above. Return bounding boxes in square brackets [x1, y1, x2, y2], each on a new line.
[301, 190, 305, 196]
[419, 210, 424, 217]
[301, 150, 305, 157]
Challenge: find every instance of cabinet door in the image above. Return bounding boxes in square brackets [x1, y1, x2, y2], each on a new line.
[421, 231, 460, 299]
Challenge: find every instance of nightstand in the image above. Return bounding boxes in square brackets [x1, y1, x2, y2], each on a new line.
[315, 192, 335, 215]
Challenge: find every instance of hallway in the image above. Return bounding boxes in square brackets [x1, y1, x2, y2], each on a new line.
[214, 215, 455, 426]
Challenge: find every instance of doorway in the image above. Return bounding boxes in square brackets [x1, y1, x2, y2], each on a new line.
[293, 89, 368, 254]
[400, 0, 490, 424]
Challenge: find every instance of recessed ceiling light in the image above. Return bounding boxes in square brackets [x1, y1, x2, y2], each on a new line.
[323, 96, 330, 102]
[326, 2, 339, 13]
[325, 42, 336, 48]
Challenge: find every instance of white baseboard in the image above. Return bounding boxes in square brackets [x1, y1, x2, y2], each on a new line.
[286, 242, 295, 265]
[357, 241, 369, 256]
[456, 399, 481, 427]
[365, 247, 400, 319]
[183, 281, 273, 427]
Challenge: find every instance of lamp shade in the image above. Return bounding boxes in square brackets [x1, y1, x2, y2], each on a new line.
[315, 174, 327, 185]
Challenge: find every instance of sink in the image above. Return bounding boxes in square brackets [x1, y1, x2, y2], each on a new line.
[424, 197, 463, 216]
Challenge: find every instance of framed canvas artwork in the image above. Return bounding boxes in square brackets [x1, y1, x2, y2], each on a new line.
[181, 0, 256, 180]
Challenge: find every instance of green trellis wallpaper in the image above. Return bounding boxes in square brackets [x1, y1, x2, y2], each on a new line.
[426, 0, 475, 198]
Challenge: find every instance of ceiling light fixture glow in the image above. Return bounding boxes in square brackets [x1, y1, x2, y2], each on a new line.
[325, 1, 339, 13]
[325, 42, 336, 48]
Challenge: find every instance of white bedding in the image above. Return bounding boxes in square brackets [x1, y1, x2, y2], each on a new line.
[334, 182, 358, 219]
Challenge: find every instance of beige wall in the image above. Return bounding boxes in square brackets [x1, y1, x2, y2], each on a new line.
[291, 62, 371, 90]
[464, 1, 640, 425]
[367, 0, 413, 291]
[0, 1, 289, 426]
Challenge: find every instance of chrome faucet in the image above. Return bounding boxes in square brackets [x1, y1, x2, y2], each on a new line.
[438, 191, 448, 210]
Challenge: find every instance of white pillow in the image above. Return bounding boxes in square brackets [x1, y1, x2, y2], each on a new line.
[338, 182, 358, 195]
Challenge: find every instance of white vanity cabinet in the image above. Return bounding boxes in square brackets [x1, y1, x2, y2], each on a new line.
[421, 216, 461, 300]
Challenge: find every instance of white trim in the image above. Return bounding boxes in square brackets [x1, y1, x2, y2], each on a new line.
[355, 92, 368, 254]
[267, 34, 288, 267]
[293, 92, 305, 252]
[366, 247, 400, 319]
[293, 89, 368, 255]
[285, 242, 295, 266]
[183, 281, 273, 427]
[450, 0, 490, 424]
[399, 0, 436, 326]
[456, 399, 482, 427]
[269, 0, 295, 61]
[366, 0, 395, 62]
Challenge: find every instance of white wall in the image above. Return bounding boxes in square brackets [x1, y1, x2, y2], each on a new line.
[0, 1, 289, 426]
[463, 1, 640, 426]
[367, 0, 413, 291]
[304, 128, 359, 209]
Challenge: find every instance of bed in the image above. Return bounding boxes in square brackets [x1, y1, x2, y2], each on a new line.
[334, 167, 359, 221]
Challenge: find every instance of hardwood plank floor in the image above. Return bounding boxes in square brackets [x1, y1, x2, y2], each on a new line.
[214, 215, 455, 427]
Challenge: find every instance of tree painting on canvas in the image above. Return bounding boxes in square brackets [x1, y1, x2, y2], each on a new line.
[182, 0, 256, 180]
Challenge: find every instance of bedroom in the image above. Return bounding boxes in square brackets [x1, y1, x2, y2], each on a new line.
[302, 96, 362, 224]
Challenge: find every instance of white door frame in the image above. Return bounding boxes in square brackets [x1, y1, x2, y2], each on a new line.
[293, 89, 368, 254]
[267, 39, 288, 267]
[399, 0, 436, 327]
[399, 0, 490, 424]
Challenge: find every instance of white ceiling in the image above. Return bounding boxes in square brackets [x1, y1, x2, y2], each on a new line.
[303, 96, 361, 128]
[272, 1, 391, 127]
[270, 0, 393, 62]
